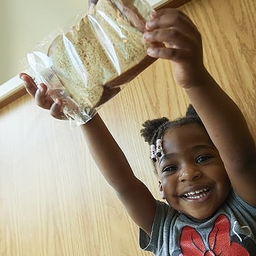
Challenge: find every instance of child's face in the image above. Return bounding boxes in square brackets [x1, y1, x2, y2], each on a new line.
[156, 124, 230, 221]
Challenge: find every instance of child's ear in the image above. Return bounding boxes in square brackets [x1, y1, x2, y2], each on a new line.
[159, 180, 165, 199]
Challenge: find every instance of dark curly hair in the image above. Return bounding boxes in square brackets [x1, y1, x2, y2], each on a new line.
[140, 105, 206, 163]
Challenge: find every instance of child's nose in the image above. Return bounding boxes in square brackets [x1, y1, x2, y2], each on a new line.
[178, 165, 202, 182]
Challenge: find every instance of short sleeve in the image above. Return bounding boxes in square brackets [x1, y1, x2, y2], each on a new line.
[139, 200, 174, 254]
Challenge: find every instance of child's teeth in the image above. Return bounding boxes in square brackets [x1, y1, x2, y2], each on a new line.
[184, 188, 208, 197]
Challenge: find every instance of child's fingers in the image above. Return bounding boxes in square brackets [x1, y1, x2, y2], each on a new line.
[147, 47, 193, 61]
[20, 73, 67, 121]
[34, 84, 54, 110]
[145, 29, 202, 64]
[146, 9, 198, 37]
[144, 9, 202, 63]
[150, 8, 188, 21]
[20, 73, 38, 97]
[144, 28, 198, 51]
[147, 9, 193, 29]
[20, 73, 54, 109]
[50, 99, 68, 120]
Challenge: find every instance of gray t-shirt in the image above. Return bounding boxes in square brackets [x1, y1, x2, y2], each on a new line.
[139, 191, 256, 255]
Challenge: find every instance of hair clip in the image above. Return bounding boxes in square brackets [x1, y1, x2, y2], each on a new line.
[150, 144, 157, 162]
[156, 138, 163, 157]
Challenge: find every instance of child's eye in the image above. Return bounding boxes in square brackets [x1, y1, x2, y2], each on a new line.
[163, 165, 178, 173]
[196, 155, 211, 164]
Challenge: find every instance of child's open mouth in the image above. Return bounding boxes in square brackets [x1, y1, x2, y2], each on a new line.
[182, 188, 210, 200]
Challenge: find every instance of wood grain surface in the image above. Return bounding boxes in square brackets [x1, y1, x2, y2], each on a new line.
[0, 0, 255, 255]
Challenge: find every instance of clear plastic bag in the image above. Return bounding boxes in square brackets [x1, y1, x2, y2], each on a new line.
[24, 0, 156, 125]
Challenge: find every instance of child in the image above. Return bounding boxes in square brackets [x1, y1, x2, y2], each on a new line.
[20, 8, 256, 256]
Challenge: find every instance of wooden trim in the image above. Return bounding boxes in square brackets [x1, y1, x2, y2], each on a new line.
[0, 75, 26, 109]
[156, 0, 191, 9]
[0, 87, 26, 109]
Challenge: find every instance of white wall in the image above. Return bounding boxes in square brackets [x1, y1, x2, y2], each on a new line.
[0, 0, 88, 85]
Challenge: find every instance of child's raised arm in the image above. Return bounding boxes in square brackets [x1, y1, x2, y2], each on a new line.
[144, 8, 256, 207]
[20, 73, 156, 235]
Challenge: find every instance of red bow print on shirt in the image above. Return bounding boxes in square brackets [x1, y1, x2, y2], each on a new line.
[179, 214, 249, 256]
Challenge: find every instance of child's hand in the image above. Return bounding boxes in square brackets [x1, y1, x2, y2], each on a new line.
[20, 73, 67, 120]
[143, 9, 206, 88]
